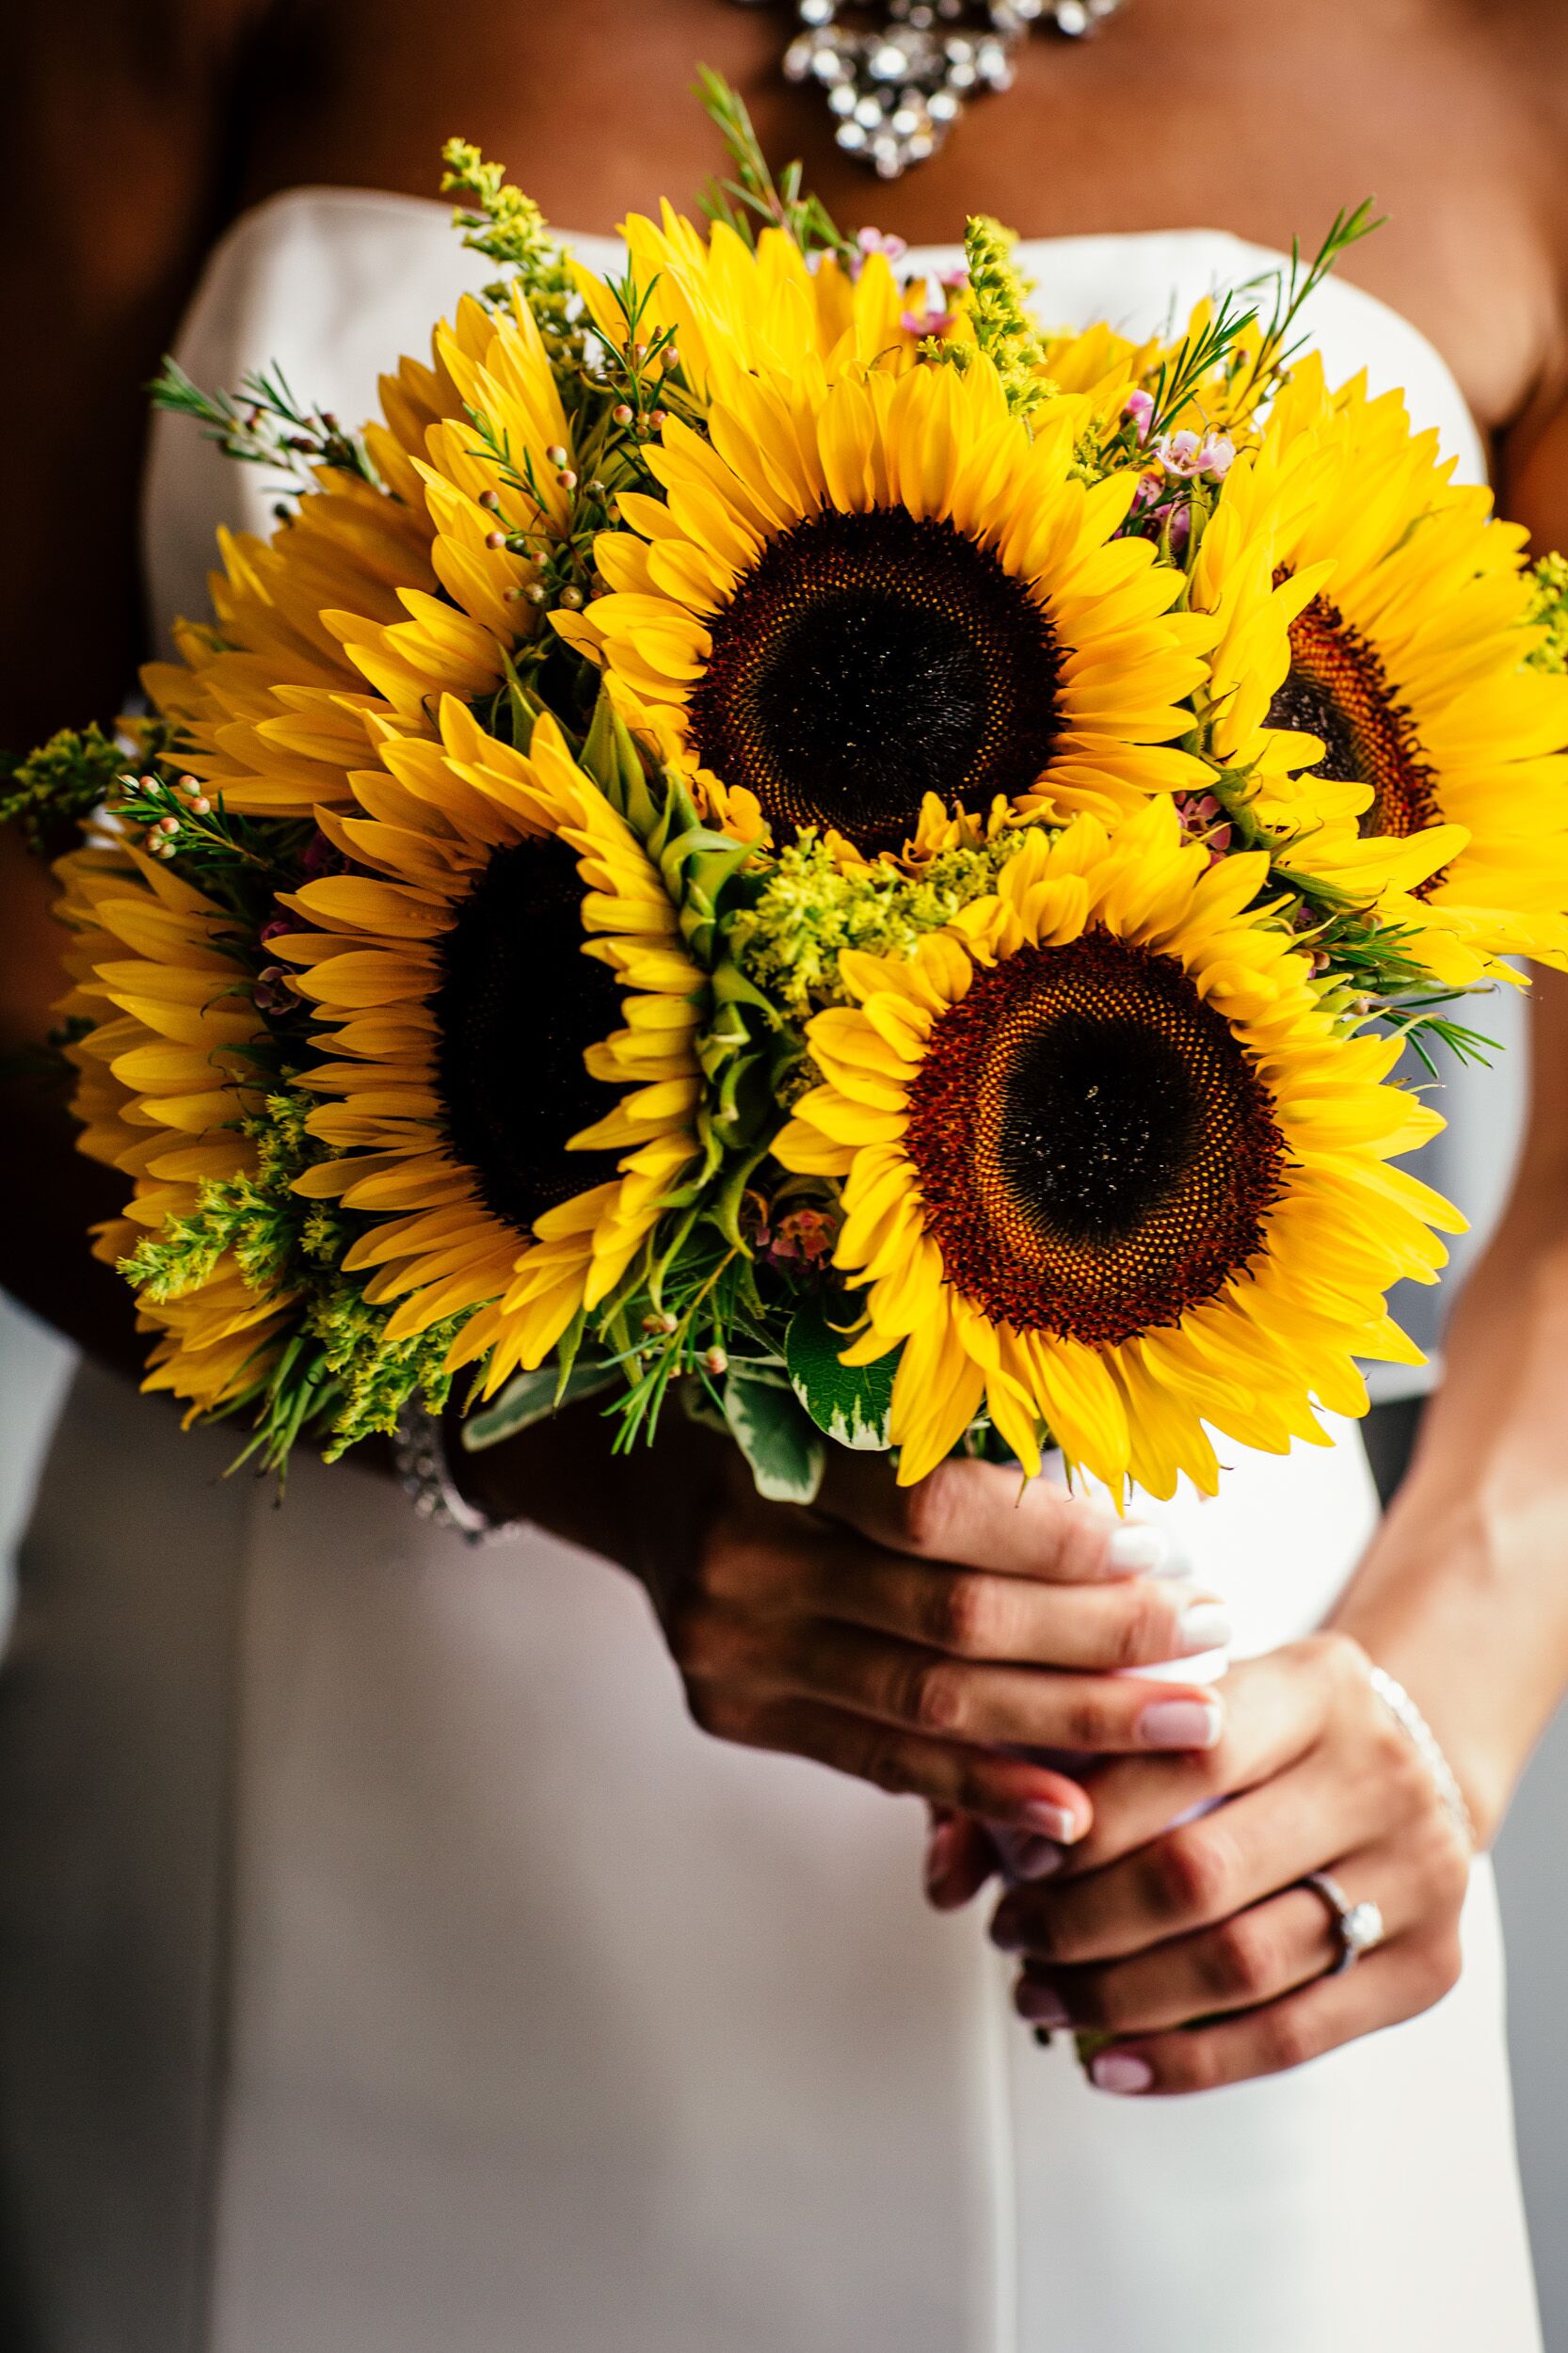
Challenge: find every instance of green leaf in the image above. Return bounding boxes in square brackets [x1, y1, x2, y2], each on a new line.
[459, 1359, 618, 1453]
[582, 685, 658, 837]
[785, 1299, 898, 1452]
[723, 1372, 825, 1504]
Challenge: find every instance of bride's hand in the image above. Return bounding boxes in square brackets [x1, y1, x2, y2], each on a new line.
[462, 1402, 1227, 1835]
[984, 1631, 1473, 2094]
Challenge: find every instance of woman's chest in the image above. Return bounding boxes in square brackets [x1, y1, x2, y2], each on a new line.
[250, 0, 1560, 433]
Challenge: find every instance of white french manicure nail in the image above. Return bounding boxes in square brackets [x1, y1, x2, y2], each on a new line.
[1139, 1697, 1224, 1751]
[1021, 1801, 1080, 1844]
[1176, 1600, 1232, 1653]
[1008, 1834, 1067, 1881]
[1106, 1523, 1170, 1575]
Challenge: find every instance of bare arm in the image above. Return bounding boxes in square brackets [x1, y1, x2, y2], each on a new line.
[1332, 969, 1568, 1836]
[0, 2, 264, 1362]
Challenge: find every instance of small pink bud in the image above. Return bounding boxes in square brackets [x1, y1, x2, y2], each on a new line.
[1123, 388, 1155, 441]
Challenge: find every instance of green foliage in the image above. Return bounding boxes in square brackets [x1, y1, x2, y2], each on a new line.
[785, 1297, 896, 1451]
[0, 723, 141, 856]
[723, 1369, 826, 1503]
[1233, 200, 1384, 421]
[696, 69, 852, 262]
[120, 1089, 326, 1306]
[459, 1358, 619, 1453]
[731, 830, 1027, 1017]
[120, 1085, 472, 1470]
[305, 1290, 470, 1461]
[149, 357, 377, 495]
[114, 769, 311, 928]
[1525, 552, 1568, 674]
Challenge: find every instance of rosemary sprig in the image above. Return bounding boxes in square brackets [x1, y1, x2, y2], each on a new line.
[1230, 199, 1385, 422]
[696, 66, 853, 262]
[1144, 291, 1262, 442]
[149, 357, 378, 496]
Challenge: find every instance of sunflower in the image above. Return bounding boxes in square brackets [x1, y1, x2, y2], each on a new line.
[53, 842, 292, 1413]
[571, 211, 920, 413]
[280, 699, 707, 1396]
[1194, 358, 1568, 979]
[775, 799, 1462, 1496]
[558, 350, 1214, 861]
[143, 287, 577, 819]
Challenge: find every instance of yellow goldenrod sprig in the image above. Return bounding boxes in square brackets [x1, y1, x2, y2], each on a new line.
[1525, 552, 1568, 675]
[961, 216, 1055, 421]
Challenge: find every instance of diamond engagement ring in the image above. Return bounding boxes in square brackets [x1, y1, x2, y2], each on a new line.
[1302, 1871, 1386, 1976]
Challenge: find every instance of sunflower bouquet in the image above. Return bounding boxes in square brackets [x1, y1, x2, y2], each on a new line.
[17, 85, 1568, 1506]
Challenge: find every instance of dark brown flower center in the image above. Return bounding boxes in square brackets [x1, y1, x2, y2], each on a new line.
[687, 506, 1063, 856]
[434, 836, 623, 1238]
[903, 932, 1286, 1346]
[1268, 582, 1443, 855]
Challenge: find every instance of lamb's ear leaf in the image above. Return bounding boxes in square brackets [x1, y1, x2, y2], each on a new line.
[460, 1358, 617, 1452]
[785, 1298, 897, 1452]
[723, 1371, 826, 1504]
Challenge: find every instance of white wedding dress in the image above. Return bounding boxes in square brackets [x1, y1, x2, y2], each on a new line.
[0, 192, 1542, 2353]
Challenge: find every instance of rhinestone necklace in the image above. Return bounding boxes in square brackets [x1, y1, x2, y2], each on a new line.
[731, 0, 1129, 178]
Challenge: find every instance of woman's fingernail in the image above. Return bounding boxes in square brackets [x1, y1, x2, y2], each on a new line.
[1018, 1981, 1071, 2029]
[1107, 1523, 1170, 1575]
[923, 1816, 958, 1897]
[1138, 1697, 1224, 1751]
[1090, 2051, 1154, 2095]
[1020, 1801, 1079, 1845]
[989, 1908, 1026, 1952]
[1008, 1834, 1066, 1881]
[1175, 1599, 1232, 1653]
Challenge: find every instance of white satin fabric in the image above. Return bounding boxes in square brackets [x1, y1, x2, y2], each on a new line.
[0, 193, 1539, 2353]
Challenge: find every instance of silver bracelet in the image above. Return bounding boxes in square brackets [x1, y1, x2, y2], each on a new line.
[393, 1404, 515, 1546]
[1367, 1662, 1478, 1850]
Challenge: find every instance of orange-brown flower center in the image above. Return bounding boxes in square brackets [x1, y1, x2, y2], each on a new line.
[435, 837, 624, 1239]
[1268, 583, 1442, 850]
[688, 506, 1062, 856]
[902, 932, 1286, 1346]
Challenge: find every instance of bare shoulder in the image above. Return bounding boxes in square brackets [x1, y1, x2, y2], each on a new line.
[0, 0, 273, 751]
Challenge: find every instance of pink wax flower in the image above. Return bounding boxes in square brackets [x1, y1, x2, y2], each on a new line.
[854, 226, 908, 278]
[901, 272, 958, 338]
[769, 1208, 840, 1268]
[1123, 388, 1155, 442]
[1154, 428, 1205, 477]
[1154, 427, 1236, 481]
